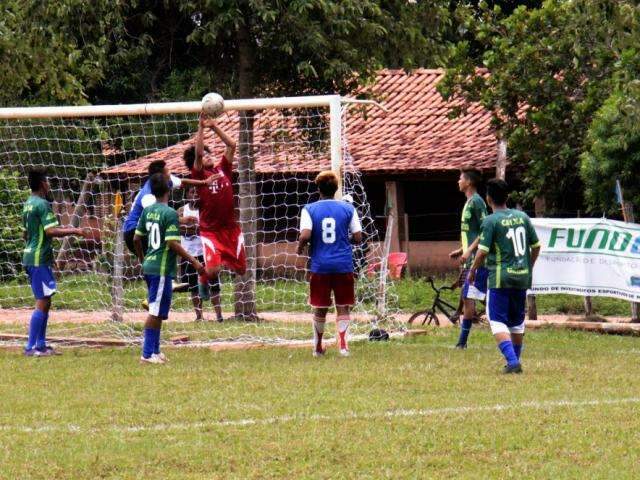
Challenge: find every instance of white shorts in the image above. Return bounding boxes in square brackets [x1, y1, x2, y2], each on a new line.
[489, 320, 525, 335]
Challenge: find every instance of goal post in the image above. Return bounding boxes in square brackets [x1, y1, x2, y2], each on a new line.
[0, 95, 398, 347]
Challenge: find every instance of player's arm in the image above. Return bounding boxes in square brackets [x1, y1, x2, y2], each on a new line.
[193, 113, 206, 171]
[180, 173, 222, 187]
[178, 206, 198, 234]
[460, 237, 481, 265]
[41, 205, 90, 238]
[133, 233, 145, 263]
[468, 219, 493, 283]
[350, 209, 363, 244]
[167, 240, 205, 275]
[205, 119, 236, 164]
[467, 249, 487, 283]
[296, 208, 312, 255]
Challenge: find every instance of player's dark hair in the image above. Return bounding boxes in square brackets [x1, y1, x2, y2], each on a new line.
[183, 145, 210, 170]
[150, 173, 169, 198]
[148, 160, 166, 176]
[461, 167, 482, 188]
[315, 170, 339, 198]
[486, 178, 509, 205]
[28, 168, 47, 192]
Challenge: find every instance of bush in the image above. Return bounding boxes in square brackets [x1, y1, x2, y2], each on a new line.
[0, 171, 28, 279]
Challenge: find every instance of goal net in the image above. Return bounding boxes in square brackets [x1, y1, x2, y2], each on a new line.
[0, 96, 399, 348]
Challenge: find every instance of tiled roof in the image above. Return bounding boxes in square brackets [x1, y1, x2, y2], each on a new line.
[102, 69, 497, 176]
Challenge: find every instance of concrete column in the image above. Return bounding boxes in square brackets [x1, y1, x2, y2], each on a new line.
[385, 180, 404, 252]
[496, 138, 508, 180]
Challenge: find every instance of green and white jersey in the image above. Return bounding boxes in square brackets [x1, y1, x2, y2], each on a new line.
[460, 192, 487, 267]
[135, 203, 181, 277]
[22, 195, 59, 267]
[478, 209, 540, 289]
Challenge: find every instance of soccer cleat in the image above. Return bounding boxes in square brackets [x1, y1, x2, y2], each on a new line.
[141, 299, 149, 311]
[24, 349, 44, 357]
[38, 346, 62, 356]
[155, 352, 168, 363]
[503, 364, 523, 374]
[140, 354, 165, 365]
[455, 343, 467, 350]
[312, 348, 326, 358]
[217, 316, 224, 323]
[339, 348, 350, 357]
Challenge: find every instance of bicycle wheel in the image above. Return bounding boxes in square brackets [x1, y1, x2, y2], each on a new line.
[408, 311, 440, 327]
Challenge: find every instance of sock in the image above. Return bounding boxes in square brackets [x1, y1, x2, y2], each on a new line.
[498, 340, 519, 368]
[154, 327, 162, 355]
[313, 316, 325, 352]
[457, 318, 473, 345]
[513, 343, 523, 360]
[198, 283, 210, 301]
[36, 312, 49, 350]
[26, 310, 46, 351]
[337, 315, 350, 351]
[142, 328, 158, 359]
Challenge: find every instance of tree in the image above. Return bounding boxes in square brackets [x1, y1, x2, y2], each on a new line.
[581, 86, 640, 215]
[439, 0, 627, 213]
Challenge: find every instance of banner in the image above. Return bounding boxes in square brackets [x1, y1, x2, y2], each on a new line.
[530, 218, 640, 302]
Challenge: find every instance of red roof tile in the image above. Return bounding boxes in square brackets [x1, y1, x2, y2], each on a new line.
[102, 69, 497, 176]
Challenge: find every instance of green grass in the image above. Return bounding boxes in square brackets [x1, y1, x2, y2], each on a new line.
[0, 329, 639, 478]
[0, 273, 634, 317]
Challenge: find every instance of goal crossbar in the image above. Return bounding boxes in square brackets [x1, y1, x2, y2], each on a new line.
[0, 95, 343, 119]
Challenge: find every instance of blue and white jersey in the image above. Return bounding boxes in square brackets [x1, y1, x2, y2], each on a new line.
[300, 199, 362, 274]
[123, 175, 181, 232]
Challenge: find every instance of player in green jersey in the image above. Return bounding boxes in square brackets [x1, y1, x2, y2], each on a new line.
[22, 169, 91, 357]
[449, 167, 488, 348]
[468, 179, 541, 374]
[134, 173, 205, 364]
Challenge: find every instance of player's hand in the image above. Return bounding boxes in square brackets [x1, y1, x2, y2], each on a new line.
[460, 250, 470, 265]
[183, 216, 198, 226]
[205, 173, 223, 184]
[77, 227, 92, 238]
[467, 268, 477, 284]
[194, 261, 206, 276]
[449, 248, 462, 259]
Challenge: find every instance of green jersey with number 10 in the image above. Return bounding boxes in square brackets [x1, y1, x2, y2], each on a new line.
[135, 202, 181, 277]
[478, 209, 540, 289]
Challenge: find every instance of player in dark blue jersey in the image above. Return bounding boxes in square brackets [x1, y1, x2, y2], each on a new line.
[297, 171, 362, 357]
[122, 160, 219, 256]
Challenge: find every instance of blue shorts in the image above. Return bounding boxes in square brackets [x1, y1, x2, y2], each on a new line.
[25, 266, 57, 300]
[486, 288, 527, 335]
[462, 266, 488, 301]
[145, 275, 173, 320]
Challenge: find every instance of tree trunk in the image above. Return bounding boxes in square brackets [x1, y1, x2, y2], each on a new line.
[233, 19, 258, 321]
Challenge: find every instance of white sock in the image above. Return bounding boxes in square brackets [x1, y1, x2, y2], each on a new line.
[337, 315, 350, 350]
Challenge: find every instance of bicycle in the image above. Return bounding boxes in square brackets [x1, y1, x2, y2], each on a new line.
[407, 277, 459, 327]
[407, 276, 487, 327]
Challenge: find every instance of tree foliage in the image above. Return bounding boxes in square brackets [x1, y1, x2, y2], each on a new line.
[440, 0, 633, 213]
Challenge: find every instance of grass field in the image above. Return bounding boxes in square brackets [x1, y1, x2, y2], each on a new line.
[1, 328, 639, 479]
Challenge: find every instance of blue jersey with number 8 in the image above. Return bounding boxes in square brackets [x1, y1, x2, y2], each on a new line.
[300, 199, 362, 274]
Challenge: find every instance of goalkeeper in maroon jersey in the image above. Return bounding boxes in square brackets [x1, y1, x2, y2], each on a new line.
[183, 115, 246, 283]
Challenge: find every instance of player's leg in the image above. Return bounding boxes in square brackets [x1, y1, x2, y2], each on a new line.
[334, 273, 356, 357]
[209, 273, 223, 322]
[309, 273, 331, 356]
[508, 289, 528, 362]
[487, 288, 521, 373]
[141, 275, 171, 364]
[200, 231, 223, 281]
[25, 266, 57, 357]
[457, 266, 489, 348]
[182, 258, 203, 320]
[218, 225, 247, 276]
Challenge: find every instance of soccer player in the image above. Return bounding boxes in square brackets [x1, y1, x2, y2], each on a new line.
[22, 169, 91, 356]
[183, 115, 246, 283]
[467, 179, 540, 374]
[449, 167, 488, 348]
[134, 174, 205, 364]
[177, 187, 223, 322]
[122, 159, 218, 256]
[297, 171, 362, 357]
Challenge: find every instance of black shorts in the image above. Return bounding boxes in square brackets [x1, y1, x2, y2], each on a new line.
[124, 229, 148, 256]
[180, 256, 220, 294]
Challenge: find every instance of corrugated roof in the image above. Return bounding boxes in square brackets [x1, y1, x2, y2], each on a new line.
[102, 69, 497, 176]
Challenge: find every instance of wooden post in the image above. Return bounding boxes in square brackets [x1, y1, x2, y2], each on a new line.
[55, 173, 95, 269]
[622, 201, 639, 322]
[527, 195, 546, 321]
[384, 180, 403, 252]
[403, 213, 411, 277]
[111, 218, 124, 322]
[576, 210, 594, 317]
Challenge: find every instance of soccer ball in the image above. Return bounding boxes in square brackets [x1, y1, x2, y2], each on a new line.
[202, 93, 224, 117]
